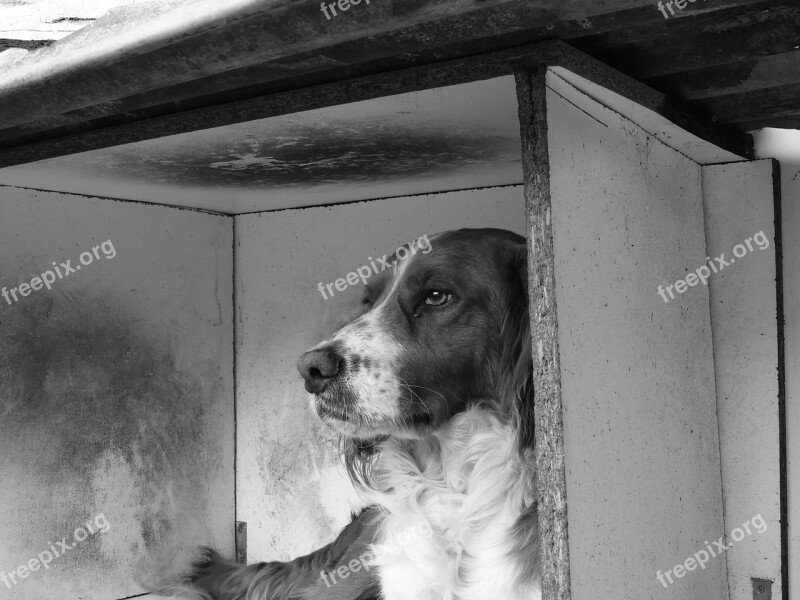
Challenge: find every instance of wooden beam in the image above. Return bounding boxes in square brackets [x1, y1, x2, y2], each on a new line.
[642, 51, 800, 101]
[540, 44, 754, 158]
[700, 82, 800, 125]
[0, 0, 522, 131]
[735, 114, 800, 132]
[516, 66, 572, 600]
[0, 0, 770, 135]
[578, 2, 800, 78]
[0, 41, 753, 169]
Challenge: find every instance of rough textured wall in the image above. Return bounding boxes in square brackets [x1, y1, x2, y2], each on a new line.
[234, 186, 525, 562]
[545, 71, 727, 600]
[0, 186, 234, 600]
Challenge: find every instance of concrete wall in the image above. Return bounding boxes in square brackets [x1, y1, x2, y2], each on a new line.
[702, 160, 782, 600]
[0, 186, 234, 600]
[234, 185, 525, 561]
[545, 70, 728, 600]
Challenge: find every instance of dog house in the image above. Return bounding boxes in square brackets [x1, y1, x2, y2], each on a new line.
[0, 2, 794, 600]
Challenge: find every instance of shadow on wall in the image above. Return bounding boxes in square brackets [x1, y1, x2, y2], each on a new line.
[0, 287, 215, 596]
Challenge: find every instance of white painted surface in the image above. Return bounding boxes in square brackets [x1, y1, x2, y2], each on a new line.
[546, 69, 728, 600]
[234, 185, 525, 561]
[550, 67, 744, 165]
[0, 0, 158, 40]
[702, 160, 782, 600]
[0, 77, 522, 213]
[754, 127, 800, 598]
[0, 186, 234, 599]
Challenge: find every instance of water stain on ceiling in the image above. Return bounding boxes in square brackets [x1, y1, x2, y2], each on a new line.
[0, 76, 523, 213]
[95, 122, 515, 187]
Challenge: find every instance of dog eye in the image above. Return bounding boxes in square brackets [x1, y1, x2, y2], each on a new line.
[424, 291, 452, 307]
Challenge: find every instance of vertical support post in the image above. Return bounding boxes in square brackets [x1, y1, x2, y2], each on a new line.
[515, 67, 571, 600]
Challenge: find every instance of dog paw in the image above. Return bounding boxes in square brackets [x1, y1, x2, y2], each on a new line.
[183, 546, 283, 600]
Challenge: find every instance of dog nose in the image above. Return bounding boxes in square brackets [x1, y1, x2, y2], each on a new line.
[297, 345, 344, 394]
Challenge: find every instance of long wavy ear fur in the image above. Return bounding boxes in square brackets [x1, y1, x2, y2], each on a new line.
[341, 435, 384, 492]
[498, 238, 535, 452]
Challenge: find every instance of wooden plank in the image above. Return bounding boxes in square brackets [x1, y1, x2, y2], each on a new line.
[699, 83, 800, 124]
[0, 41, 753, 169]
[0, 186, 235, 599]
[515, 66, 572, 600]
[0, 0, 773, 148]
[702, 159, 784, 600]
[575, 2, 800, 78]
[0, 0, 771, 135]
[735, 114, 800, 131]
[545, 67, 727, 600]
[541, 48, 754, 159]
[643, 52, 800, 100]
[575, 0, 784, 49]
[0, 0, 520, 130]
[758, 130, 795, 600]
[548, 66, 742, 163]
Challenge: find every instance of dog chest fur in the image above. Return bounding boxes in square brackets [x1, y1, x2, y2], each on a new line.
[364, 407, 541, 600]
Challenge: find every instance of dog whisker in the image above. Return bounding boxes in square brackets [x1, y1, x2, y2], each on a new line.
[398, 378, 451, 418]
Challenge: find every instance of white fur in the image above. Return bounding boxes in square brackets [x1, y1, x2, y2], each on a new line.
[309, 253, 413, 438]
[362, 407, 541, 600]
[333, 314, 404, 424]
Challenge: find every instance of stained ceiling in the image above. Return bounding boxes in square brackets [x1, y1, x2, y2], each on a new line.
[0, 77, 523, 213]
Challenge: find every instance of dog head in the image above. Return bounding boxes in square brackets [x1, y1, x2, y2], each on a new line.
[297, 228, 532, 446]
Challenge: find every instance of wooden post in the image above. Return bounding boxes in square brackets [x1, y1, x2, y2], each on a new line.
[515, 67, 572, 600]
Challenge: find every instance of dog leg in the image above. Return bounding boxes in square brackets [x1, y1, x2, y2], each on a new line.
[159, 506, 383, 600]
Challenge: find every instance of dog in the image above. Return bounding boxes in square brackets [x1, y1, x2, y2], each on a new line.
[159, 228, 540, 600]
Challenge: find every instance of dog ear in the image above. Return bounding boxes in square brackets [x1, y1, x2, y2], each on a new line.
[498, 239, 535, 451]
[341, 435, 384, 492]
